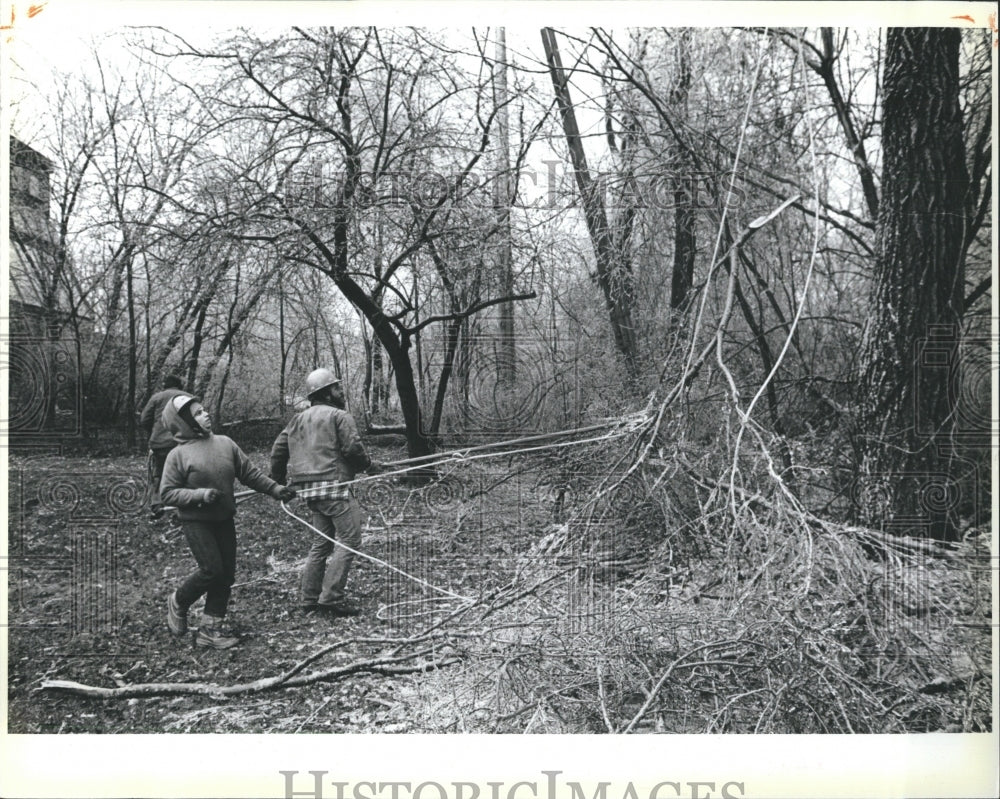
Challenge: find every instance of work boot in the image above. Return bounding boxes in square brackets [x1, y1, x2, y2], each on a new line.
[196, 614, 240, 649]
[166, 591, 187, 636]
[317, 598, 361, 617]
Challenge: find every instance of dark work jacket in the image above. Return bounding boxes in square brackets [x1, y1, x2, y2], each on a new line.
[139, 388, 190, 450]
[269, 403, 371, 486]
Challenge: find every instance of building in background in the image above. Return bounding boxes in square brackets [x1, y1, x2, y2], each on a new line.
[5, 136, 87, 436]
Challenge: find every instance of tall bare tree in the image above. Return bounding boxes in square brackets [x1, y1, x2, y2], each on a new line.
[541, 27, 640, 384]
[163, 27, 536, 457]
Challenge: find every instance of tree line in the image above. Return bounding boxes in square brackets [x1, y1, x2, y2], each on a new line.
[8, 26, 992, 537]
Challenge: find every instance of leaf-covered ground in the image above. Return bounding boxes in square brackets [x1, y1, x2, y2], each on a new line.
[6, 444, 503, 733]
[6, 448, 992, 734]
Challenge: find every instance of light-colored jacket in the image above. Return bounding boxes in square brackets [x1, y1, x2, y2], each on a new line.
[269, 402, 371, 486]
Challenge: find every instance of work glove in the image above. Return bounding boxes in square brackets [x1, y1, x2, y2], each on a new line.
[196, 488, 222, 505]
[275, 486, 297, 502]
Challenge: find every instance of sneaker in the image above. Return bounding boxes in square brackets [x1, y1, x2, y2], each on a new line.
[167, 591, 187, 636]
[196, 616, 240, 649]
[317, 599, 361, 617]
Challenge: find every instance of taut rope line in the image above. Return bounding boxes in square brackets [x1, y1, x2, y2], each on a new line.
[213, 413, 646, 505]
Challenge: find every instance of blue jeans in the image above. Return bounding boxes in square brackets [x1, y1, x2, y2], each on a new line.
[176, 518, 236, 618]
[300, 497, 362, 606]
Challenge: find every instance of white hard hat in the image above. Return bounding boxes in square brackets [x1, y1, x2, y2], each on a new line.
[305, 368, 341, 397]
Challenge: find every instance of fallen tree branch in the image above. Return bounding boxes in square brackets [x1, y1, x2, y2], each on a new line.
[621, 639, 750, 734]
[40, 650, 461, 700]
[366, 424, 409, 436]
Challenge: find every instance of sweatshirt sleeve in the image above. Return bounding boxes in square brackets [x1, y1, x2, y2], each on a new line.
[160, 448, 208, 508]
[233, 440, 282, 498]
[335, 411, 372, 472]
[269, 427, 290, 483]
[138, 395, 157, 435]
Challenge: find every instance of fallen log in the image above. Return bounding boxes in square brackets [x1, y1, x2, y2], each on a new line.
[40, 651, 460, 700]
[365, 424, 408, 436]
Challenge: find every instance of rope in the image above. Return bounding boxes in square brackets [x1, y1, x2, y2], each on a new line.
[165, 416, 643, 513]
[365, 427, 635, 483]
[353, 412, 647, 484]
[269, 417, 643, 617]
[279, 501, 474, 603]
[381, 417, 644, 468]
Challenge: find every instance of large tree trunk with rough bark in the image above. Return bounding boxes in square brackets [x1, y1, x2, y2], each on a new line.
[856, 28, 969, 540]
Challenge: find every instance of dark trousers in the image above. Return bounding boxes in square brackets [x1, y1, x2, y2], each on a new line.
[149, 446, 174, 508]
[175, 518, 237, 618]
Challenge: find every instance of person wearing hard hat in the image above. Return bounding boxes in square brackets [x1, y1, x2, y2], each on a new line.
[270, 368, 381, 617]
[160, 395, 297, 648]
[138, 374, 190, 519]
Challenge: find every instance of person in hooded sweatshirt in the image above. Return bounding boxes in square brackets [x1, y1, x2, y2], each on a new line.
[160, 394, 296, 649]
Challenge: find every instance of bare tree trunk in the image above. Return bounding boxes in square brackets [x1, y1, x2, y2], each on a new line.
[186, 296, 210, 393]
[856, 28, 968, 540]
[125, 256, 137, 448]
[429, 317, 463, 438]
[70, 316, 86, 436]
[372, 332, 385, 415]
[669, 30, 696, 314]
[495, 27, 517, 390]
[370, 223, 387, 416]
[362, 329, 373, 413]
[144, 260, 152, 393]
[412, 273, 425, 406]
[278, 268, 286, 413]
[541, 27, 639, 384]
[326, 327, 343, 383]
[215, 350, 235, 425]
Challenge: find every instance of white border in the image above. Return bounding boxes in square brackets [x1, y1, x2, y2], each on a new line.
[2, 3, 997, 799]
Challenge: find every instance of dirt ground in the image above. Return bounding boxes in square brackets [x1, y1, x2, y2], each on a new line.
[6, 447, 992, 734]
[6, 444, 517, 733]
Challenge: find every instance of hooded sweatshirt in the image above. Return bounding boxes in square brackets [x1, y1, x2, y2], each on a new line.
[160, 398, 282, 521]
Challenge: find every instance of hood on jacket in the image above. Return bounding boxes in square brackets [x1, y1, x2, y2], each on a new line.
[162, 394, 204, 443]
